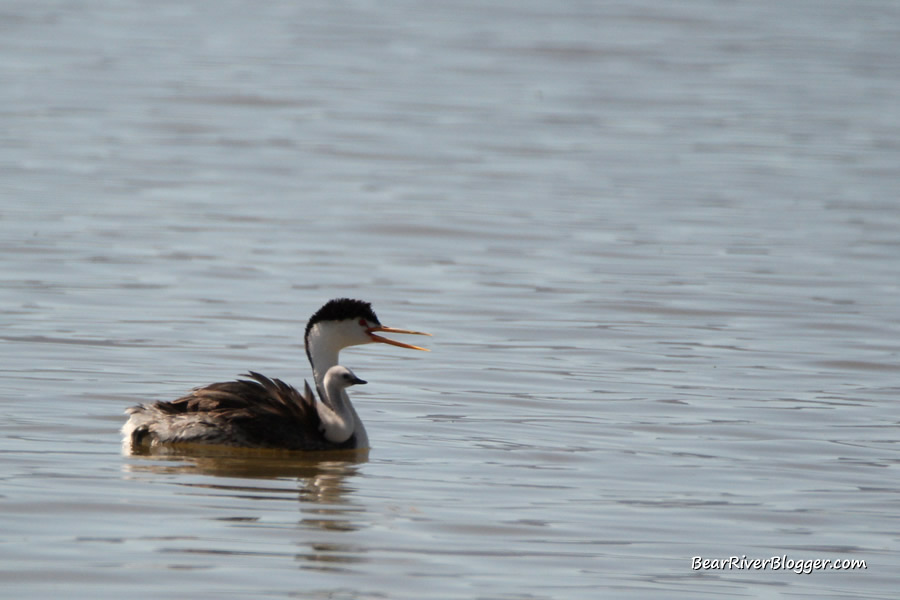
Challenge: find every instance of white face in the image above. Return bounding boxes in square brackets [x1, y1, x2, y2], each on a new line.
[312, 318, 376, 350]
[305, 316, 429, 373]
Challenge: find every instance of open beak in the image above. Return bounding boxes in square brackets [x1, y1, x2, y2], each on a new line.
[366, 325, 432, 351]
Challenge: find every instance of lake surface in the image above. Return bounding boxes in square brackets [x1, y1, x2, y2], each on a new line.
[2, 1, 899, 598]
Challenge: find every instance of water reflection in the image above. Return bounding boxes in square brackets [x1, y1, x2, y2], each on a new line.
[123, 449, 372, 571]
[123, 446, 368, 503]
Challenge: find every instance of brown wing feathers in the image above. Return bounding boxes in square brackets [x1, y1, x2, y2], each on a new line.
[156, 372, 315, 418]
[129, 373, 345, 450]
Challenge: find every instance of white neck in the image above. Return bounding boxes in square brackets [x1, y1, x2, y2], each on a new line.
[306, 325, 370, 448]
[306, 325, 341, 391]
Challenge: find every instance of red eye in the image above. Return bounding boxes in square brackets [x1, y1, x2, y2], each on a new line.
[359, 319, 367, 326]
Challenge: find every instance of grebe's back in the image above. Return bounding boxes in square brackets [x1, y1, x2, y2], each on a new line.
[123, 371, 364, 451]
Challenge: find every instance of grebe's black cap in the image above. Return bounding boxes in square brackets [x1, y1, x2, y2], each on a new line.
[304, 298, 381, 340]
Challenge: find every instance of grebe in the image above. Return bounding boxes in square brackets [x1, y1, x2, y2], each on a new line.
[122, 298, 430, 452]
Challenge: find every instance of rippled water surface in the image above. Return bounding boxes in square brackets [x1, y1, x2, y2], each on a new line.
[3, 1, 900, 598]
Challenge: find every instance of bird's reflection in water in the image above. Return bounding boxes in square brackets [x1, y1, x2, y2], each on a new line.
[124, 444, 368, 503]
[124, 446, 373, 570]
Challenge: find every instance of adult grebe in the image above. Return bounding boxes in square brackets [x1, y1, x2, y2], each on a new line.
[121, 298, 430, 452]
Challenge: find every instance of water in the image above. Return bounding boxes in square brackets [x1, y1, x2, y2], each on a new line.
[2, 1, 899, 598]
